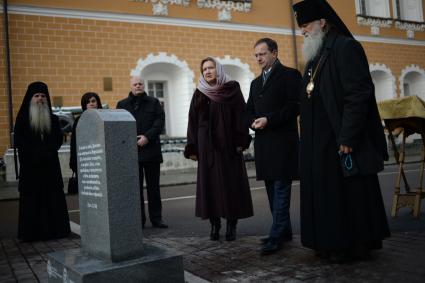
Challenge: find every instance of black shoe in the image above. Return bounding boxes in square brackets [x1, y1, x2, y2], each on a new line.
[260, 239, 282, 255]
[261, 233, 292, 245]
[327, 251, 352, 264]
[315, 250, 329, 259]
[349, 245, 371, 261]
[209, 218, 221, 241]
[152, 221, 168, 228]
[281, 233, 292, 242]
[225, 220, 237, 241]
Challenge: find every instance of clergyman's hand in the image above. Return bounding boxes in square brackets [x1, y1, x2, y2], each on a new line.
[137, 135, 149, 147]
[339, 145, 353, 154]
[189, 155, 197, 161]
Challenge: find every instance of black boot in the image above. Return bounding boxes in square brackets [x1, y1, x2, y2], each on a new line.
[209, 218, 221, 241]
[225, 219, 237, 241]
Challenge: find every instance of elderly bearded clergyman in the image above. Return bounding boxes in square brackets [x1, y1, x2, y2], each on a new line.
[293, 0, 390, 263]
[14, 81, 70, 241]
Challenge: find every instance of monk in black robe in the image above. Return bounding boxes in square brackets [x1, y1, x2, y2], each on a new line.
[293, 1, 390, 262]
[15, 81, 70, 241]
[185, 57, 253, 241]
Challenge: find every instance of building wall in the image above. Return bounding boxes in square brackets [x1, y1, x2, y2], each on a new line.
[8, 0, 425, 40]
[9, 0, 292, 28]
[0, 11, 10, 153]
[1, 0, 424, 155]
[0, 12, 298, 154]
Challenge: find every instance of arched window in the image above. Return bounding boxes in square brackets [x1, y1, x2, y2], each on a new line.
[400, 65, 425, 100]
[370, 64, 396, 101]
[216, 56, 255, 101]
[131, 53, 195, 137]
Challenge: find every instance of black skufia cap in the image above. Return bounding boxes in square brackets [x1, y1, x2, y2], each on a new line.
[293, 0, 353, 38]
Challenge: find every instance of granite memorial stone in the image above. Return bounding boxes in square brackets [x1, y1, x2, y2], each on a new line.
[47, 109, 184, 283]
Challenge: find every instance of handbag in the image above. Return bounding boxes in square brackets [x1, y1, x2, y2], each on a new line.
[68, 172, 78, 194]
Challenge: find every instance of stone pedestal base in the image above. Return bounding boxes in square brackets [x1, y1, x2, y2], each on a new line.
[47, 244, 184, 283]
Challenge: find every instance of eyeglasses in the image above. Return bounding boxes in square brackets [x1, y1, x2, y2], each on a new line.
[254, 51, 270, 58]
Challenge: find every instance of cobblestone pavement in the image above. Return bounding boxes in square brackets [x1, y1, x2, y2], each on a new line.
[1, 232, 424, 282]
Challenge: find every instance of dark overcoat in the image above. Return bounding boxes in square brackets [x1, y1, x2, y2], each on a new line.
[15, 82, 70, 241]
[299, 29, 390, 251]
[246, 61, 302, 181]
[69, 115, 80, 172]
[116, 92, 165, 163]
[184, 82, 253, 220]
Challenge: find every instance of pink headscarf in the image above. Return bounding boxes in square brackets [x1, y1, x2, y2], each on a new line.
[197, 57, 234, 103]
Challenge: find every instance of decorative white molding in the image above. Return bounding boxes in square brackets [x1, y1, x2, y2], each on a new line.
[131, 52, 195, 86]
[3, 5, 425, 46]
[197, 0, 252, 22]
[218, 8, 232, 21]
[407, 30, 415, 39]
[395, 20, 425, 32]
[197, 0, 251, 12]
[152, 2, 168, 15]
[371, 26, 380, 36]
[357, 15, 393, 28]
[399, 64, 425, 97]
[129, 0, 190, 16]
[355, 34, 425, 46]
[394, 20, 425, 39]
[369, 63, 395, 77]
[216, 55, 255, 81]
[369, 63, 397, 100]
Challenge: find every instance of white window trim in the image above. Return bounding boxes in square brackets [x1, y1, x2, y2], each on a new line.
[369, 63, 397, 100]
[355, 0, 391, 17]
[356, 0, 393, 28]
[392, 0, 424, 22]
[399, 64, 425, 97]
[392, 0, 425, 38]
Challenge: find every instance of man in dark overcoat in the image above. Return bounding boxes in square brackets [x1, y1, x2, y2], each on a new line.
[14, 81, 70, 241]
[247, 38, 302, 255]
[116, 76, 167, 228]
[293, 0, 390, 262]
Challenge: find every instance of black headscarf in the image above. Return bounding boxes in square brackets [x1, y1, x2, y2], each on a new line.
[293, 0, 353, 38]
[15, 81, 53, 130]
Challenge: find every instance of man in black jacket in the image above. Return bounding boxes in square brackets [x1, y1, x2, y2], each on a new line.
[293, 0, 390, 262]
[247, 38, 302, 255]
[116, 76, 167, 228]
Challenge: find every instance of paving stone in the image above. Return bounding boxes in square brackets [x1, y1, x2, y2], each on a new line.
[2, 233, 425, 282]
[18, 278, 39, 283]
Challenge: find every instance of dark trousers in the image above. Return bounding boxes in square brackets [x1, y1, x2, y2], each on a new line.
[138, 162, 162, 224]
[265, 180, 292, 240]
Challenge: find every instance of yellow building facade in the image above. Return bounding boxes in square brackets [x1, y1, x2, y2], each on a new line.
[1, 0, 424, 154]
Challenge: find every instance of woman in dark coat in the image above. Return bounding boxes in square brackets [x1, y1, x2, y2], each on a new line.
[184, 57, 253, 241]
[15, 81, 70, 241]
[69, 92, 103, 174]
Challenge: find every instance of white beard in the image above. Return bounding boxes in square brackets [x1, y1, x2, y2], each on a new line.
[302, 29, 326, 63]
[29, 100, 51, 134]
